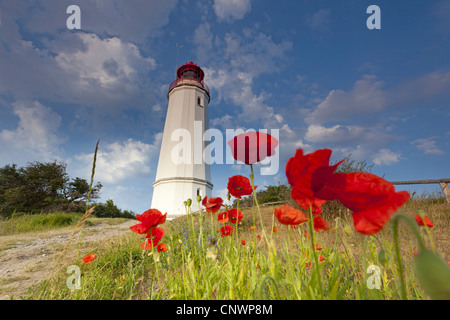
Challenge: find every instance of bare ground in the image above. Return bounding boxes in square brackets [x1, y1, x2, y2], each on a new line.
[0, 219, 136, 300]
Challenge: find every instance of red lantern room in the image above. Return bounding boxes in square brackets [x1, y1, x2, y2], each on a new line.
[168, 61, 210, 100]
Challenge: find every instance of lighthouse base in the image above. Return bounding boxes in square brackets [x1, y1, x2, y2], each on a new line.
[151, 177, 213, 218]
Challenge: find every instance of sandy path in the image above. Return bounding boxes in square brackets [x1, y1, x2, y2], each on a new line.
[0, 219, 136, 300]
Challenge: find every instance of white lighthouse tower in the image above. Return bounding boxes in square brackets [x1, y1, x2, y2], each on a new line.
[151, 61, 213, 218]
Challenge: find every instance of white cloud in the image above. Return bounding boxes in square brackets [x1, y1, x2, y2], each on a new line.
[193, 22, 214, 62]
[373, 149, 402, 165]
[213, 0, 252, 22]
[55, 33, 156, 91]
[306, 75, 386, 124]
[75, 135, 162, 185]
[305, 124, 366, 144]
[211, 114, 234, 129]
[412, 137, 445, 155]
[305, 8, 332, 31]
[307, 71, 450, 125]
[21, 0, 178, 43]
[0, 101, 63, 160]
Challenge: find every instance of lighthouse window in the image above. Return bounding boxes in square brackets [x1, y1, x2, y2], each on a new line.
[196, 188, 201, 197]
[197, 97, 203, 107]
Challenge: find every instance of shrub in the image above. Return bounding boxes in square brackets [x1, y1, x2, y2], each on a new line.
[90, 199, 134, 219]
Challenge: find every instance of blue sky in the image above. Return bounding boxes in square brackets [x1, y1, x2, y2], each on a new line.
[0, 0, 449, 214]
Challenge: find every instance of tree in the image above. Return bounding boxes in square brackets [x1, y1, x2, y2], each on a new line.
[0, 160, 104, 217]
[91, 199, 134, 219]
[67, 177, 102, 202]
[332, 154, 374, 174]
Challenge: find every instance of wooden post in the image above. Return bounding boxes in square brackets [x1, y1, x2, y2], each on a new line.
[390, 178, 450, 204]
[439, 182, 450, 204]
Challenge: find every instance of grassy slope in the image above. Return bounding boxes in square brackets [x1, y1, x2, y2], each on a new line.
[19, 196, 449, 300]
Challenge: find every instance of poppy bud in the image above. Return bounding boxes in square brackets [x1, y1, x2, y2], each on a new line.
[378, 250, 388, 267]
[415, 249, 450, 300]
[186, 198, 192, 207]
[197, 195, 202, 203]
[417, 209, 425, 219]
[343, 224, 352, 236]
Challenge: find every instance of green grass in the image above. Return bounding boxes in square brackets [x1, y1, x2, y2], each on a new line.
[0, 212, 95, 235]
[25, 195, 449, 300]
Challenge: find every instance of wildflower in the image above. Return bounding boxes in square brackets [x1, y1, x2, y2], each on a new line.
[241, 239, 246, 245]
[274, 204, 308, 225]
[157, 242, 168, 252]
[81, 254, 96, 264]
[217, 211, 229, 223]
[227, 175, 257, 199]
[319, 256, 324, 261]
[250, 225, 256, 231]
[228, 208, 243, 224]
[291, 225, 298, 229]
[415, 215, 434, 228]
[130, 209, 167, 235]
[317, 172, 410, 235]
[219, 225, 234, 237]
[143, 227, 165, 248]
[227, 131, 279, 165]
[305, 262, 311, 267]
[256, 235, 261, 241]
[316, 245, 322, 251]
[202, 196, 224, 214]
[313, 215, 329, 232]
[286, 149, 343, 213]
[273, 226, 278, 233]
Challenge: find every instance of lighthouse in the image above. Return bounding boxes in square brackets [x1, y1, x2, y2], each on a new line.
[151, 61, 213, 218]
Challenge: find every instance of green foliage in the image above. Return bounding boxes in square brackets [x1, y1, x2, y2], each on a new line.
[232, 184, 290, 208]
[0, 161, 103, 218]
[90, 199, 135, 219]
[332, 153, 374, 174]
[0, 212, 84, 235]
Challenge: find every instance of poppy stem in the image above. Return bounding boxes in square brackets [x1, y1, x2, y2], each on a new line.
[236, 199, 240, 246]
[307, 206, 324, 299]
[392, 213, 426, 300]
[250, 164, 269, 245]
[418, 211, 436, 253]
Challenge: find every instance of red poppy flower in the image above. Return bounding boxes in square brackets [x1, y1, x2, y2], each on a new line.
[202, 196, 224, 214]
[227, 132, 279, 165]
[273, 226, 278, 233]
[274, 204, 309, 225]
[286, 149, 343, 213]
[130, 209, 167, 235]
[317, 172, 410, 235]
[313, 215, 329, 232]
[228, 208, 243, 224]
[256, 235, 261, 241]
[241, 239, 246, 245]
[81, 254, 96, 264]
[157, 242, 168, 252]
[141, 227, 165, 248]
[219, 225, 234, 237]
[217, 211, 229, 223]
[291, 225, 299, 229]
[415, 215, 434, 228]
[250, 226, 256, 231]
[227, 175, 257, 199]
[319, 256, 324, 262]
[305, 262, 311, 267]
